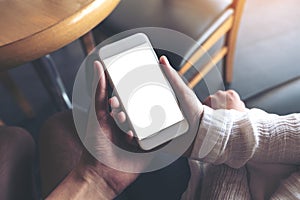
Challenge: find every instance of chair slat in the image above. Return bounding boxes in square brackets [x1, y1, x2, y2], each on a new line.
[188, 47, 228, 88]
[179, 10, 234, 76]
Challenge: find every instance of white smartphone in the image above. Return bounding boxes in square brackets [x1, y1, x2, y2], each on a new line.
[99, 33, 189, 150]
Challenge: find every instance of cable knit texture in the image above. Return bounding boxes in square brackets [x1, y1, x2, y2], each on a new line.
[200, 164, 251, 200]
[184, 106, 300, 199]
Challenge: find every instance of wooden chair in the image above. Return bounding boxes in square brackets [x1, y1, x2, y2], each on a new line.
[98, 0, 246, 87]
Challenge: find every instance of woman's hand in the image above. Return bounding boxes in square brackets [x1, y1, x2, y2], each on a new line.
[203, 90, 247, 112]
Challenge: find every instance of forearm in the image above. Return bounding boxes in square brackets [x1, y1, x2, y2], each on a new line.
[250, 111, 300, 164]
[189, 106, 253, 167]
[190, 106, 300, 168]
[46, 163, 116, 200]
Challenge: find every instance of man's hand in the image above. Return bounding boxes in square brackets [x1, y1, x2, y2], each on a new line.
[46, 61, 142, 200]
[78, 61, 142, 197]
[203, 90, 247, 112]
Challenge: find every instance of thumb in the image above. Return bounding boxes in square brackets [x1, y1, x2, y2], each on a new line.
[159, 56, 203, 123]
[159, 56, 192, 98]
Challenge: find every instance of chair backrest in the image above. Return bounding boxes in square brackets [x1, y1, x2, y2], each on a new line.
[178, 0, 246, 88]
[99, 0, 246, 89]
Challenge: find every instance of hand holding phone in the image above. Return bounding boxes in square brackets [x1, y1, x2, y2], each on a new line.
[99, 33, 190, 150]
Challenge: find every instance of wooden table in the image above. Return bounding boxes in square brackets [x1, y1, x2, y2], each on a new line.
[0, 0, 119, 112]
[0, 0, 120, 70]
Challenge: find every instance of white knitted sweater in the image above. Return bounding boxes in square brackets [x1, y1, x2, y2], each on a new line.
[182, 106, 300, 200]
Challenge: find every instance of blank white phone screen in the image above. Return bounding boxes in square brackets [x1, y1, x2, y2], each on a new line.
[103, 43, 184, 139]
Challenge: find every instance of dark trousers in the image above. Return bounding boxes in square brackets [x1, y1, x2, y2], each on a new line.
[115, 157, 190, 200]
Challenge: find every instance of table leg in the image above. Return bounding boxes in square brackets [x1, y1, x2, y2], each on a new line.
[32, 55, 72, 111]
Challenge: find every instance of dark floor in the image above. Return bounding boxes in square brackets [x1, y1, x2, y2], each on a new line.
[1, 0, 300, 197]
